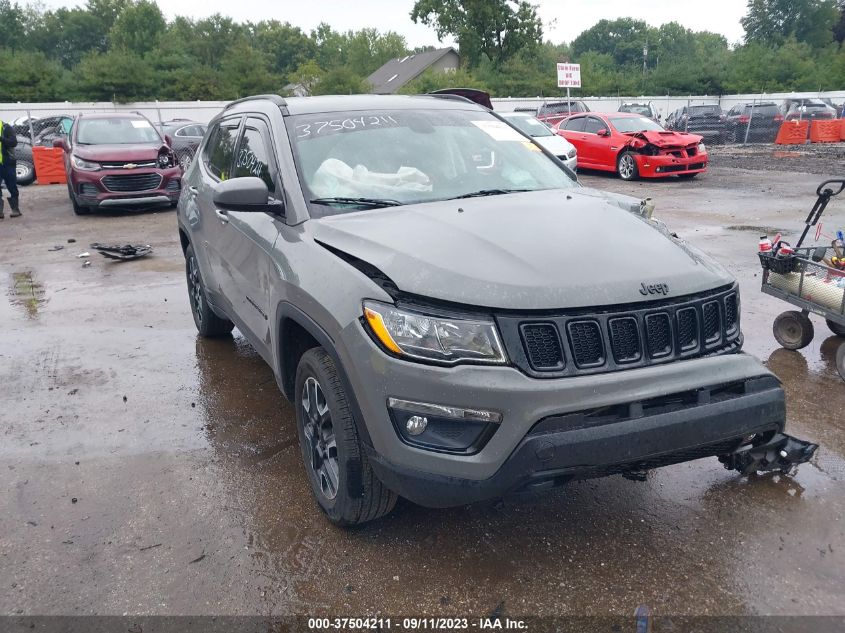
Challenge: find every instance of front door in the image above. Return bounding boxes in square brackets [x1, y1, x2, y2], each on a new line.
[216, 117, 284, 353]
[194, 115, 243, 314]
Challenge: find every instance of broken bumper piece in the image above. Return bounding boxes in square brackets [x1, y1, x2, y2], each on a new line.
[719, 432, 817, 475]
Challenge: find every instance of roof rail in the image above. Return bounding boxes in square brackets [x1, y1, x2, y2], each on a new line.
[225, 94, 287, 110]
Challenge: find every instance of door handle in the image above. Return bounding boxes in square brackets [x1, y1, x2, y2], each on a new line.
[188, 186, 198, 196]
[215, 209, 229, 224]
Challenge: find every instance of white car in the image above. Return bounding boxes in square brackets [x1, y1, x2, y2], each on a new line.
[500, 111, 577, 172]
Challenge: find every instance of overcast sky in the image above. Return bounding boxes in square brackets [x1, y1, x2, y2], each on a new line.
[37, 0, 749, 47]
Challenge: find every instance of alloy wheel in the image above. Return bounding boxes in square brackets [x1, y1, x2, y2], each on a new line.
[179, 151, 194, 172]
[301, 376, 339, 500]
[619, 154, 635, 179]
[187, 255, 204, 325]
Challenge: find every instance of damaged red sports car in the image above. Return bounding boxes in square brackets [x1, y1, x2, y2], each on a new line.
[553, 112, 708, 181]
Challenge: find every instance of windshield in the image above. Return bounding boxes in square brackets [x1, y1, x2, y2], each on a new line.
[609, 116, 665, 133]
[287, 109, 578, 214]
[620, 105, 651, 116]
[76, 118, 162, 145]
[689, 105, 721, 115]
[501, 114, 553, 137]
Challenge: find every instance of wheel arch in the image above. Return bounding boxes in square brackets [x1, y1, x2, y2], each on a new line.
[275, 302, 373, 448]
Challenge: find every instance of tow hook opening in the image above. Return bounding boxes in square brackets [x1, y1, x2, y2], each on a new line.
[718, 433, 817, 476]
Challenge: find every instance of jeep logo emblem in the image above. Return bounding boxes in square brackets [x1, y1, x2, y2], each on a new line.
[640, 282, 669, 296]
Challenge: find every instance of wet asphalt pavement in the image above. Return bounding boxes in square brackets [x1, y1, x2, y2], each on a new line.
[1, 166, 845, 620]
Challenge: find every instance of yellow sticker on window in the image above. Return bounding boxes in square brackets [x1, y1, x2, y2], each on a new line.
[522, 141, 541, 152]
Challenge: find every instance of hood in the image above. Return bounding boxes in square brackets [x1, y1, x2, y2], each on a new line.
[533, 134, 575, 157]
[312, 189, 733, 310]
[625, 130, 702, 148]
[72, 143, 166, 162]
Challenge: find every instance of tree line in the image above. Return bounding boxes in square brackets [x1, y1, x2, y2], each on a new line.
[0, 0, 843, 103]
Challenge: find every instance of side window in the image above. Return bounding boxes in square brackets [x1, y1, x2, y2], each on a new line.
[203, 119, 241, 180]
[233, 120, 276, 196]
[175, 127, 187, 137]
[582, 117, 607, 135]
[564, 117, 586, 132]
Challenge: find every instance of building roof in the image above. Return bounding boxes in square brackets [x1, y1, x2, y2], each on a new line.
[367, 47, 458, 94]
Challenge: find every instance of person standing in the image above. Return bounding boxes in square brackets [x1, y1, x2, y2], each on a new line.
[0, 119, 21, 218]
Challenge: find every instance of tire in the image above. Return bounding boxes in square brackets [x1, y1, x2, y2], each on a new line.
[184, 244, 234, 337]
[295, 347, 397, 526]
[837, 342, 845, 381]
[15, 160, 35, 186]
[67, 182, 89, 215]
[773, 310, 814, 350]
[616, 151, 639, 181]
[827, 319, 845, 338]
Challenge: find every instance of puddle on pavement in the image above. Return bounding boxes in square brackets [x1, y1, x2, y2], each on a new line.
[9, 270, 46, 318]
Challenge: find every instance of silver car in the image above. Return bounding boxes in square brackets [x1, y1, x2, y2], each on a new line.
[177, 94, 800, 525]
[500, 111, 577, 171]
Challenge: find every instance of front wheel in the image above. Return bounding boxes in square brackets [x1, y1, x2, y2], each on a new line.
[617, 151, 639, 181]
[185, 244, 234, 337]
[67, 182, 89, 215]
[295, 347, 397, 526]
[773, 310, 814, 350]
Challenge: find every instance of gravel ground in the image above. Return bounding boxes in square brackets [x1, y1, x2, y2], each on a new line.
[1, 166, 844, 626]
[709, 142, 845, 175]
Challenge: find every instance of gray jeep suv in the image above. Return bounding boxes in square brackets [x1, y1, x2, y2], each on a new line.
[177, 94, 802, 526]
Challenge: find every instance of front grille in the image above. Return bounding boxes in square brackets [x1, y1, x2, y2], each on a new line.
[501, 286, 741, 378]
[100, 160, 156, 169]
[677, 307, 699, 351]
[101, 173, 162, 192]
[703, 301, 721, 343]
[645, 313, 672, 358]
[609, 317, 640, 363]
[567, 320, 604, 368]
[724, 294, 738, 334]
[521, 323, 564, 370]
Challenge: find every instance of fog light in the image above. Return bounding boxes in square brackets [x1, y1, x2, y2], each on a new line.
[406, 415, 428, 436]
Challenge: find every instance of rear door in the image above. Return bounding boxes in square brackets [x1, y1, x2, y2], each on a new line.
[215, 116, 284, 351]
[556, 116, 587, 163]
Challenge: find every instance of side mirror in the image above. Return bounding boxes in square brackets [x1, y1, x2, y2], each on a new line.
[213, 177, 280, 213]
[597, 128, 609, 137]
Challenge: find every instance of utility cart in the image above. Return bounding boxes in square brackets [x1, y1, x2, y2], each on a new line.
[760, 179, 845, 381]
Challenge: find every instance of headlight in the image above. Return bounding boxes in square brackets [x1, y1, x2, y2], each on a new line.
[363, 301, 507, 365]
[158, 152, 172, 168]
[567, 147, 577, 159]
[698, 142, 706, 154]
[71, 155, 99, 171]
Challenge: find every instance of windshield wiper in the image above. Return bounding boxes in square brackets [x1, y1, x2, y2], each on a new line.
[309, 196, 403, 209]
[451, 188, 532, 199]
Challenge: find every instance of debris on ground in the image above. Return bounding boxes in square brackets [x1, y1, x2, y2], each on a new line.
[82, 261, 91, 268]
[90, 243, 153, 261]
[77, 252, 90, 258]
[47, 245, 64, 252]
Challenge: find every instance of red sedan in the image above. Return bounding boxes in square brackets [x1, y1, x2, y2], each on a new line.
[553, 112, 708, 180]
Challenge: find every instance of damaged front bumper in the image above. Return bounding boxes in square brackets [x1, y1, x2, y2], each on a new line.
[719, 433, 818, 475]
[634, 152, 708, 178]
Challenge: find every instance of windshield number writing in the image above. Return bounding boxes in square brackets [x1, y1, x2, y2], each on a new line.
[296, 115, 399, 139]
